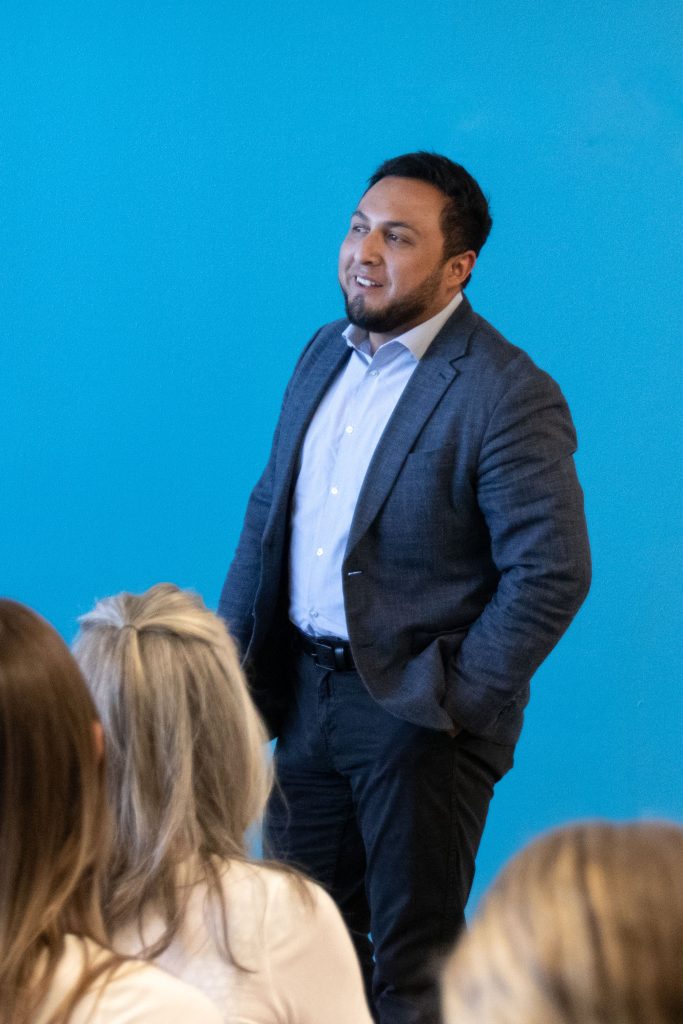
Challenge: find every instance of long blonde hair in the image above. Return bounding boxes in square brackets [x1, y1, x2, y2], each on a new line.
[443, 820, 683, 1024]
[73, 583, 273, 957]
[0, 599, 113, 1024]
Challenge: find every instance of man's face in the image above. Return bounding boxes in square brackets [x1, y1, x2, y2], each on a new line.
[338, 175, 460, 344]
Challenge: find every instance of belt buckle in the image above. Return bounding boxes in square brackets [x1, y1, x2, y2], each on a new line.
[311, 639, 334, 671]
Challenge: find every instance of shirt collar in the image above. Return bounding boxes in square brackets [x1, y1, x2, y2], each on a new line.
[342, 290, 463, 361]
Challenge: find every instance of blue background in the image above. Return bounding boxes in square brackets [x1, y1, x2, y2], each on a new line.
[3, 1, 682, 908]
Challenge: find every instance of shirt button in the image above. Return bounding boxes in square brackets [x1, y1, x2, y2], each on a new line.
[369, 369, 379, 377]
[316, 547, 324, 557]
[311, 610, 319, 619]
[330, 486, 339, 495]
[345, 425, 354, 434]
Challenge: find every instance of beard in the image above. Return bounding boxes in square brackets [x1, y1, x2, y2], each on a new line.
[342, 262, 446, 335]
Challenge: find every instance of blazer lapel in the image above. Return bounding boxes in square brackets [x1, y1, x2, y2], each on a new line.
[269, 326, 351, 517]
[345, 299, 478, 555]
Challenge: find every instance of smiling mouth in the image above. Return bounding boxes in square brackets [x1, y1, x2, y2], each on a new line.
[354, 275, 382, 288]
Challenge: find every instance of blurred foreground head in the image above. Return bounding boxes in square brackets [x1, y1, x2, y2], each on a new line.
[443, 820, 683, 1024]
[0, 598, 107, 1022]
[73, 583, 271, 943]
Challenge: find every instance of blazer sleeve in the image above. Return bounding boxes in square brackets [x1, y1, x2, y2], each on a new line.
[442, 357, 591, 735]
[217, 414, 282, 656]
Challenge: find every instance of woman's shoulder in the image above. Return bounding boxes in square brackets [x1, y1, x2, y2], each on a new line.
[220, 864, 374, 1024]
[220, 859, 347, 947]
[38, 936, 222, 1024]
[220, 858, 329, 918]
[193, 857, 339, 969]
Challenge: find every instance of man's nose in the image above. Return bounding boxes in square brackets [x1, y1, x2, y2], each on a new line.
[356, 230, 382, 264]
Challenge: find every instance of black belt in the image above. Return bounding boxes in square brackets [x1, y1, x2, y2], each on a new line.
[293, 628, 356, 672]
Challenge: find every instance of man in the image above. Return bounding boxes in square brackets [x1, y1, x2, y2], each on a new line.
[219, 152, 591, 1024]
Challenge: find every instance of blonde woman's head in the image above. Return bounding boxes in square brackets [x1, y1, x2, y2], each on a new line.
[443, 820, 683, 1024]
[73, 583, 271, 938]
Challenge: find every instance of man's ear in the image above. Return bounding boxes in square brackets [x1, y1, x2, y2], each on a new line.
[446, 250, 477, 289]
[93, 720, 105, 762]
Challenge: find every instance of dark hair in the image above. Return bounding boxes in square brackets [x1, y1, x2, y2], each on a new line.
[368, 151, 492, 283]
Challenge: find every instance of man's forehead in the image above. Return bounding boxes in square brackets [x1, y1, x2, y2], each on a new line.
[356, 176, 447, 222]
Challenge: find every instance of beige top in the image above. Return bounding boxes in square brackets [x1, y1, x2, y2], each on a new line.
[114, 859, 374, 1024]
[35, 935, 222, 1023]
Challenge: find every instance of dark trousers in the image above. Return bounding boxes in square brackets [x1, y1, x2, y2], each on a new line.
[264, 652, 515, 1024]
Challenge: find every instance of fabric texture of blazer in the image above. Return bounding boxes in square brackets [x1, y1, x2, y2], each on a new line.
[219, 297, 591, 745]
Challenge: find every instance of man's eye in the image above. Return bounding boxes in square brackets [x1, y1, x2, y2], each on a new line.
[351, 224, 367, 234]
[387, 233, 406, 243]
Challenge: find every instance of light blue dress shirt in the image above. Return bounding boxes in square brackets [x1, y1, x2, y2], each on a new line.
[289, 291, 463, 639]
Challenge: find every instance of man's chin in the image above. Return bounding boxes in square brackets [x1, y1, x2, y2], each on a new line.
[344, 292, 403, 331]
[344, 294, 393, 332]
[344, 294, 419, 333]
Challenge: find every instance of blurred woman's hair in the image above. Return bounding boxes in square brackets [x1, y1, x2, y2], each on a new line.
[72, 583, 274, 957]
[443, 820, 683, 1024]
[0, 599, 113, 1023]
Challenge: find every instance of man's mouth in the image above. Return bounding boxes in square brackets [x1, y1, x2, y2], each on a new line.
[354, 275, 382, 288]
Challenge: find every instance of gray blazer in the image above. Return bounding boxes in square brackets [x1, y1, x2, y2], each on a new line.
[219, 297, 591, 744]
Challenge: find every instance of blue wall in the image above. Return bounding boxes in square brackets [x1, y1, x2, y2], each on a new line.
[3, 1, 682, 907]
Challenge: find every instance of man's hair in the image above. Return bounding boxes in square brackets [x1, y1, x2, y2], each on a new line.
[442, 820, 683, 1024]
[368, 152, 492, 285]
